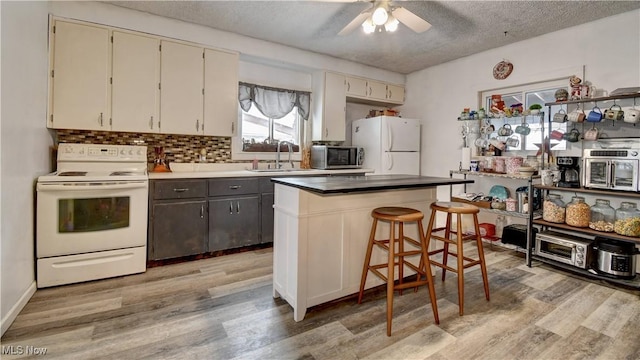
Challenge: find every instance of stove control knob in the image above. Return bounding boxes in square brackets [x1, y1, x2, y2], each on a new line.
[129, 149, 134, 155]
[137, 149, 144, 156]
[631, 151, 638, 157]
[120, 149, 127, 155]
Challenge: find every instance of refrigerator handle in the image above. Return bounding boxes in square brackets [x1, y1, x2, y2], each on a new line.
[386, 152, 393, 170]
[387, 121, 392, 151]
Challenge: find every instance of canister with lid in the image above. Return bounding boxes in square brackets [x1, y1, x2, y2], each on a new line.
[589, 199, 615, 232]
[614, 202, 640, 237]
[543, 194, 566, 223]
[565, 196, 590, 227]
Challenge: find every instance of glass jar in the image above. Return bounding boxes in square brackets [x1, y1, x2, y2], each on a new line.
[589, 199, 615, 232]
[565, 196, 590, 227]
[494, 157, 506, 173]
[614, 202, 640, 237]
[543, 194, 565, 223]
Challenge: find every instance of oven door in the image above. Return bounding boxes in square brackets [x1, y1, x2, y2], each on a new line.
[611, 159, 639, 191]
[583, 158, 610, 189]
[36, 181, 148, 258]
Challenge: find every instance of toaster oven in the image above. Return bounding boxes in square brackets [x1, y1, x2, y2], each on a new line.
[535, 230, 594, 269]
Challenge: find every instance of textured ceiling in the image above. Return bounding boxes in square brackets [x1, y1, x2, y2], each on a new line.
[105, 1, 640, 74]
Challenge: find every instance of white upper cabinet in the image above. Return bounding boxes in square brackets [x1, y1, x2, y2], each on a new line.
[111, 31, 160, 133]
[386, 84, 405, 104]
[312, 71, 346, 141]
[160, 40, 204, 135]
[49, 20, 111, 130]
[203, 49, 239, 137]
[343, 74, 405, 105]
[345, 76, 367, 97]
[366, 80, 387, 101]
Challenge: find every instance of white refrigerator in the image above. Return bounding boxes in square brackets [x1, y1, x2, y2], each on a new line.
[352, 116, 421, 175]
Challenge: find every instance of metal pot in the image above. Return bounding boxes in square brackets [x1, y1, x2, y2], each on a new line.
[594, 238, 638, 279]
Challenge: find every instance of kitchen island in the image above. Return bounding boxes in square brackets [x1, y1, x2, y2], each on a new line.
[271, 175, 473, 321]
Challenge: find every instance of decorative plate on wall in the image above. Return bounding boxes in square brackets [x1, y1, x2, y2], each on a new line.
[493, 60, 513, 80]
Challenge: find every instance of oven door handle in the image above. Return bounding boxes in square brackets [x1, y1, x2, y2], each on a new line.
[37, 182, 148, 192]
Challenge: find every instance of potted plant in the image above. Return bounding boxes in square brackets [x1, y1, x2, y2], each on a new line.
[529, 104, 543, 115]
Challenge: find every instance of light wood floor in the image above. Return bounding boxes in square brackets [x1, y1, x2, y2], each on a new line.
[2, 244, 640, 360]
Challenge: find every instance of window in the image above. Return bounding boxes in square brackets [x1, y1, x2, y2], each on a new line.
[234, 82, 310, 158]
[481, 79, 568, 151]
[240, 104, 300, 152]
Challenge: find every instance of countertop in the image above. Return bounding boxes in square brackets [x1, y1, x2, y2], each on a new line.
[271, 174, 474, 194]
[148, 163, 372, 179]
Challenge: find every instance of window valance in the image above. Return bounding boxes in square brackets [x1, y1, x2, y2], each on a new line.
[238, 82, 310, 120]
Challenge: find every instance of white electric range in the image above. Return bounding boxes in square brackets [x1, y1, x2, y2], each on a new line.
[36, 143, 149, 288]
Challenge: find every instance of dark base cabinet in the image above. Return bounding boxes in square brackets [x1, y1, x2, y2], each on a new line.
[208, 196, 260, 251]
[151, 200, 207, 260]
[148, 179, 208, 261]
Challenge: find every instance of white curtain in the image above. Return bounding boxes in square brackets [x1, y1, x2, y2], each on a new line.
[238, 82, 310, 120]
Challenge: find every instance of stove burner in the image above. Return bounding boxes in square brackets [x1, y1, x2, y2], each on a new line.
[58, 171, 87, 176]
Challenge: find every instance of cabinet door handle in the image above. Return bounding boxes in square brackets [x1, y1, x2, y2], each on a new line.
[368, 87, 372, 96]
[99, 112, 103, 126]
[200, 205, 204, 219]
[196, 119, 199, 131]
[236, 201, 240, 214]
[347, 82, 350, 92]
[173, 188, 189, 192]
[229, 185, 241, 190]
[149, 116, 153, 129]
[388, 89, 392, 99]
[325, 128, 328, 137]
[229, 201, 233, 214]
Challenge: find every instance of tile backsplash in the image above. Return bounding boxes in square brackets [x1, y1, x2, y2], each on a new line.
[55, 130, 232, 164]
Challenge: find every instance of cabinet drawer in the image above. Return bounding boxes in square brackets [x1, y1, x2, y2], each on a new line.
[259, 177, 275, 193]
[209, 178, 259, 196]
[152, 180, 207, 200]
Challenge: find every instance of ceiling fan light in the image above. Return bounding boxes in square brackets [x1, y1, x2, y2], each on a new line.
[362, 18, 376, 34]
[371, 7, 388, 26]
[384, 16, 399, 32]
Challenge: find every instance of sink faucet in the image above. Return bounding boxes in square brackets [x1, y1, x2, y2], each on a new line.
[276, 140, 294, 169]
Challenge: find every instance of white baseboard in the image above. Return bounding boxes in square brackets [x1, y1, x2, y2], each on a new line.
[1, 281, 36, 336]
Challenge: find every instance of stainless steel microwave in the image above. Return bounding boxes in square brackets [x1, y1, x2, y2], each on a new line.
[310, 145, 363, 169]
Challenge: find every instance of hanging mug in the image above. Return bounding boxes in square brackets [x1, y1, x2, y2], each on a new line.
[563, 128, 581, 143]
[604, 104, 624, 121]
[515, 123, 531, 135]
[584, 127, 599, 141]
[553, 109, 568, 123]
[624, 108, 640, 123]
[586, 106, 603, 122]
[497, 123, 513, 136]
[550, 129, 565, 140]
[568, 108, 586, 122]
[506, 136, 520, 147]
[475, 138, 489, 148]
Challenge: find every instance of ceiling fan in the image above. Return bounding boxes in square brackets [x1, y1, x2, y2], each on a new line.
[338, 0, 432, 36]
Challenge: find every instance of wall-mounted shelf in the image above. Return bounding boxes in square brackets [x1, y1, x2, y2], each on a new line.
[545, 93, 640, 106]
[451, 170, 539, 181]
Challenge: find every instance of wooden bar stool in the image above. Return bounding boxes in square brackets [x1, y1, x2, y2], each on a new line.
[358, 206, 439, 336]
[424, 201, 490, 316]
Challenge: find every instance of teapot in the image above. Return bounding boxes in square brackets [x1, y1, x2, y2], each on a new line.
[563, 128, 580, 143]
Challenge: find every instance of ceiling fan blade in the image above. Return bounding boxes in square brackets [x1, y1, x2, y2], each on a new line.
[392, 6, 431, 33]
[338, 12, 371, 36]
